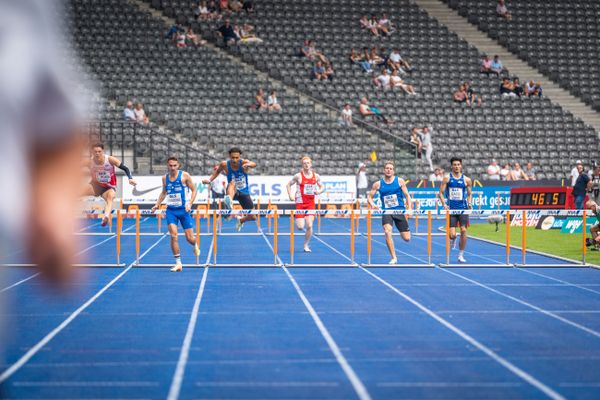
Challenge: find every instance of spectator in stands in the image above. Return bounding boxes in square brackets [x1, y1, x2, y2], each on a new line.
[242, 0, 254, 13]
[369, 47, 385, 67]
[216, 19, 239, 46]
[413, 126, 434, 171]
[312, 61, 327, 80]
[390, 70, 417, 95]
[134, 102, 149, 124]
[463, 82, 482, 106]
[377, 14, 394, 36]
[512, 78, 524, 97]
[218, 0, 230, 14]
[207, 0, 221, 18]
[500, 78, 517, 97]
[510, 163, 529, 180]
[410, 128, 423, 158]
[356, 162, 369, 198]
[339, 104, 356, 128]
[573, 162, 590, 209]
[267, 90, 281, 111]
[589, 164, 600, 204]
[254, 89, 267, 110]
[175, 30, 187, 48]
[324, 61, 335, 80]
[123, 101, 136, 121]
[429, 168, 444, 183]
[349, 48, 372, 73]
[228, 0, 243, 12]
[300, 40, 327, 63]
[359, 97, 393, 125]
[487, 159, 500, 180]
[491, 55, 504, 76]
[236, 24, 262, 43]
[571, 160, 583, 186]
[525, 162, 537, 180]
[496, 0, 512, 21]
[195, 1, 208, 20]
[373, 69, 391, 89]
[525, 80, 543, 97]
[453, 84, 469, 104]
[480, 55, 493, 75]
[500, 163, 511, 180]
[186, 27, 205, 47]
[387, 48, 412, 74]
[361, 15, 380, 36]
[165, 24, 180, 40]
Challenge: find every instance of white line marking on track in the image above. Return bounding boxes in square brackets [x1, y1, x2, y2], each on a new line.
[74, 217, 144, 257]
[441, 269, 600, 339]
[361, 267, 565, 400]
[0, 273, 40, 294]
[376, 381, 523, 388]
[259, 230, 371, 400]
[167, 238, 212, 400]
[516, 269, 600, 296]
[194, 381, 339, 387]
[314, 235, 565, 400]
[13, 381, 158, 387]
[0, 234, 166, 384]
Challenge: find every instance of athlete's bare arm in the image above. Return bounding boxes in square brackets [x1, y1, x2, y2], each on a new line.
[315, 173, 325, 195]
[465, 176, 473, 208]
[151, 176, 168, 212]
[399, 178, 412, 217]
[438, 176, 450, 210]
[242, 159, 256, 172]
[367, 180, 381, 209]
[107, 155, 137, 186]
[183, 172, 197, 212]
[286, 173, 301, 201]
[202, 161, 227, 184]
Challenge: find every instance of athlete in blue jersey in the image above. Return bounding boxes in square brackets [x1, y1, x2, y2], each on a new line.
[439, 157, 473, 263]
[367, 161, 413, 264]
[152, 157, 200, 272]
[203, 147, 257, 231]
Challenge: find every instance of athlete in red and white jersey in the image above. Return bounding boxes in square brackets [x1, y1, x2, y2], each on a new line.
[286, 156, 324, 252]
[82, 143, 137, 226]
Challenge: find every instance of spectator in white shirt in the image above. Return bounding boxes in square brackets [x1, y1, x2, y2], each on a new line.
[338, 103, 356, 128]
[496, 0, 512, 21]
[487, 159, 500, 180]
[373, 69, 391, 89]
[571, 160, 583, 186]
[134, 102, 148, 124]
[267, 90, 281, 111]
[356, 162, 369, 198]
[123, 101, 136, 121]
[413, 126, 434, 171]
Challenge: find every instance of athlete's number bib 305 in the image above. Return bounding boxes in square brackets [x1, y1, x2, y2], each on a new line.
[449, 187, 463, 201]
[234, 176, 246, 190]
[303, 184, 316, 195]
[383, 194, 400, 208]
[96, 171, 111, 184]
[167, 193, 183, 207]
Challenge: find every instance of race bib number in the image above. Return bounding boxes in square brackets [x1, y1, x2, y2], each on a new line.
[383, 194, 399, 208]
[449, 187, 463, 201]
[304, 184, 317, 195]
[234, 176, 247, 190]
[96, 171, 111, 184]
[166, 193, 183, 207]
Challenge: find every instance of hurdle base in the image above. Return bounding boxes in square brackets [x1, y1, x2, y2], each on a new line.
[134, 263, 206, 268]
[439, 263, 514, 268]
[207, 263, 282, 268]
[361, 263, 435, 268]
[513, 263, 590, 268]
[285, 263, 358, 268]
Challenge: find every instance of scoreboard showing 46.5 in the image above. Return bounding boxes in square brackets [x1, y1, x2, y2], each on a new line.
[510, 187, 570, 209]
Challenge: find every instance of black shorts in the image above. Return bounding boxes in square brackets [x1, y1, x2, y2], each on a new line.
[382, 214, 409, 233]
[234, 191, 254, 209]
[92, 182, 114, 197]
[450, 214, 470, 228]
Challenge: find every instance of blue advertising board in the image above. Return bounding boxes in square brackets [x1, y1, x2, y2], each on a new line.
[408, 187, 511, 210]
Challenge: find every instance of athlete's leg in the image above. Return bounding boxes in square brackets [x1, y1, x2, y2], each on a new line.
[295, 215, 306, 230]
[383, 222, 396, 263]
[459, 225, 468, 250]
[168, 223, 181, 263]
[180, 211, 200, 256]
[304, 215, 315, 251]
[100, 188, 116, 226]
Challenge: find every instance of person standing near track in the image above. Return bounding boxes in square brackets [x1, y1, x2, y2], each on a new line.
[585, 200, 600, 251]
[82, 143, 137, 227]
[202, 147, 257, 231]
[286, 156, 325, 252]
[367, 161, 412, 264]
[151, 157, 200, 272]
[438, 157, 473, 263]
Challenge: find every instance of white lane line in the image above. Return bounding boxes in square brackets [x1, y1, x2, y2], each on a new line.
[442, 268, 600, 339]
[167, 238, 212, 400]
[0, 273, 40, 294]
[0, 235, 166, 384]
[361, 267, 565, 400]
[314, 235, 565, 400]
[13, 381, 158, 387]
[516, 268, 600, 296]
[194, 381, 339, 387]
[259, 230, 371, 400]
[77, 221, 102, 232]
[377, 381, 522, 388]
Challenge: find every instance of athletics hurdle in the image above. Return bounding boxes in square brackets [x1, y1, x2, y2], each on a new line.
[361, 209, 435, 267]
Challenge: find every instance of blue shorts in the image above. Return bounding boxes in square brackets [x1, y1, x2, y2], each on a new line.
[166, 207, 194, 230]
